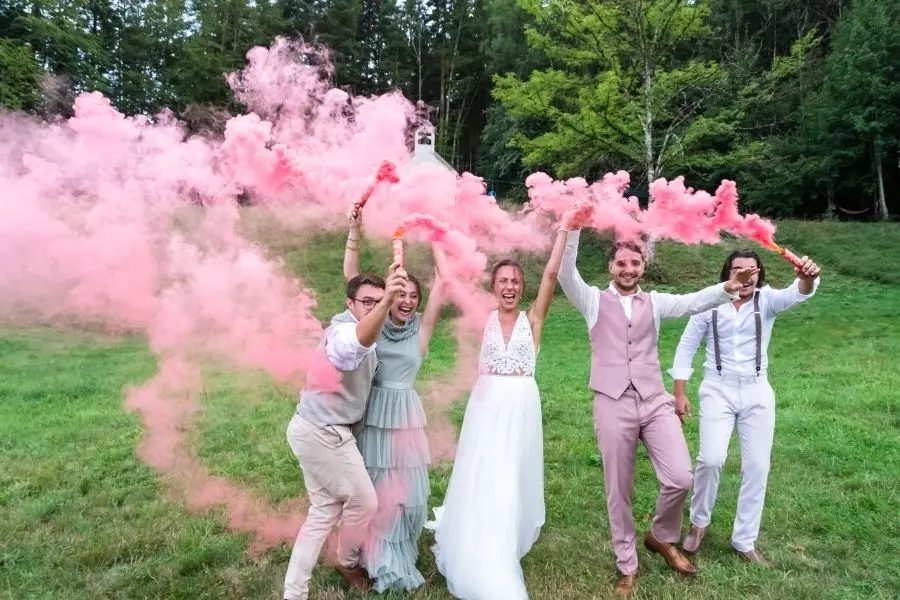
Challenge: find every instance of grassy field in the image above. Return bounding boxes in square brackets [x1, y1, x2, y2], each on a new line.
[1, 220, 899, 599]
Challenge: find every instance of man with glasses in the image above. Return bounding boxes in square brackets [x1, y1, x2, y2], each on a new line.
[670, 249, 820, 566]
[283, 264, 408, 600]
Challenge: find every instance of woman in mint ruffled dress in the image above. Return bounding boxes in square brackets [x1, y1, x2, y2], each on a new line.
[343, 210, 445, 592]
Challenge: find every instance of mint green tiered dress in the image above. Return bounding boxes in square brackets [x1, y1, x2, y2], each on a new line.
[356, 314, 431, 592]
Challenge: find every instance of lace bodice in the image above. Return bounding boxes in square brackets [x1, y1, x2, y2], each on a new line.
[478, 311, 536, 377]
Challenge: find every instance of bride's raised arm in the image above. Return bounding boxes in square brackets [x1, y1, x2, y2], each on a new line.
[526, 226, 569, 348]
[418, 242, 449, 355]
[343, 208, 363, 282]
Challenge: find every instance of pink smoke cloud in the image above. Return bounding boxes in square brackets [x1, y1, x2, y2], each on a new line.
[524, 171, 779, 247]
[0, 36, 552, 555]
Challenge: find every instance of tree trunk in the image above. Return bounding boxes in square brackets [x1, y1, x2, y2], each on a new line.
[642, 65, 656, 261]
[826, 180, 836, 219]
[874, 138, 889, 219]
[439, 69, 447, 153]
[411, 11, 423, 101]
[642, 66, 655, 185]
[417, 24, 423, 101]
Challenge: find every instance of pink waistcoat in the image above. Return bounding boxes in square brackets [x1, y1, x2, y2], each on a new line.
[589, 289, 666, 401]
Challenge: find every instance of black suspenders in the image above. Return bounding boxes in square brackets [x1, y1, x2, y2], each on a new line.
[711, 290, 761, 376]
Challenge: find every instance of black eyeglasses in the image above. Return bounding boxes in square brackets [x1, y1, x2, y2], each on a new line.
[349, 297, 379, 309]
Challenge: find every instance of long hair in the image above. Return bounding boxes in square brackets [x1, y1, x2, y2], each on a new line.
[719, 249, 766, 287]
[404, 273, 423, 310]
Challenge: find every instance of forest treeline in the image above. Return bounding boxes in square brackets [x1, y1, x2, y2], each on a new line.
[2, 0, 898, 218]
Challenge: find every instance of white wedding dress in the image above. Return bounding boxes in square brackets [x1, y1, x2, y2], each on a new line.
[425, 310, 545, 599]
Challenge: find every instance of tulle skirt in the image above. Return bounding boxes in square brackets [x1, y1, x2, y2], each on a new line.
[425, 375, 545, 599]
[356, 385, 430, 592]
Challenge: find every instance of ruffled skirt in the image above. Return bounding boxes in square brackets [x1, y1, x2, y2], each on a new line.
[356, 384, 430, 592]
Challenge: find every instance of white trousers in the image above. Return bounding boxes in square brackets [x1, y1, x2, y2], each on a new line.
[689, 373, 776, 552]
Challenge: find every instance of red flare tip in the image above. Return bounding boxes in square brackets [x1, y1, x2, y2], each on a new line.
[354, 161, 400, 215]
[572, 203, 594, 227]
[376, 161, 400, 184]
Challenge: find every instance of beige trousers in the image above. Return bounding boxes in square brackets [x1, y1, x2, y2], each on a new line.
[283, 414, 378, 600]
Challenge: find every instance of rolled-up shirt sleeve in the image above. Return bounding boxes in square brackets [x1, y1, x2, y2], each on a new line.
[324, 322, 375, 371]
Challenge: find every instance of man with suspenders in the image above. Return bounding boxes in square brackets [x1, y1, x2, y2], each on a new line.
[669, 249, 821, 565]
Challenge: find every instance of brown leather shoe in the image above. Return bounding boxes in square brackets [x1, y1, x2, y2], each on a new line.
[335, 564, 372, 590]
[644, 530, 697, 576]
[682, 524, 707, 555]
[615, 573, 638, 597]
[737, 548, 771, 567]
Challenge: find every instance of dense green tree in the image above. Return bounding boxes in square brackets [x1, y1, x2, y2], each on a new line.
[0, 38, 43, 110]
[0, 0, 897, 217]
[494, 0, 723, 192]
[802, 0, 900, 219]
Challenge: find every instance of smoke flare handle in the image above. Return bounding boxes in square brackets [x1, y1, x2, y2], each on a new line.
[392, 237, 404, 268]
[767, 242, 815, 271]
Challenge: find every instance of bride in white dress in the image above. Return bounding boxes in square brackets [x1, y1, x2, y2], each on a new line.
[426, 224, 571, 599]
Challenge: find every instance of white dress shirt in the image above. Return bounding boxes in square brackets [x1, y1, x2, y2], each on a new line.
[324, 318, 375, 371]
[558, 229, 739, 333]
[668, 277, 820, 380]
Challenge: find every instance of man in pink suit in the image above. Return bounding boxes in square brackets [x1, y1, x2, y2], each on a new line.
[557, 214, 756, 597]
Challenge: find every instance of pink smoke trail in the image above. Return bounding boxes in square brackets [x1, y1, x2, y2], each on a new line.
[124, 359, 306, 554]
[392, 213, 495, 332]
[0, 78, 344, 552]
[524, 171, 808, 265]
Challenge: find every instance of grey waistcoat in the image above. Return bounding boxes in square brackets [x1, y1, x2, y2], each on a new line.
[295, 310, 377, 428]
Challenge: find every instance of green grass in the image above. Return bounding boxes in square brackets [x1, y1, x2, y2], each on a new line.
[2, 220, 899, 599]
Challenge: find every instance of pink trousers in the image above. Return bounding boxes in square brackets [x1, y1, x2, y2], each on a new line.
[593, 386, 693, 575]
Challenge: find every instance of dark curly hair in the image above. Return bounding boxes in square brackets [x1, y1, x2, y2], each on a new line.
[719, 249, 766, 287]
